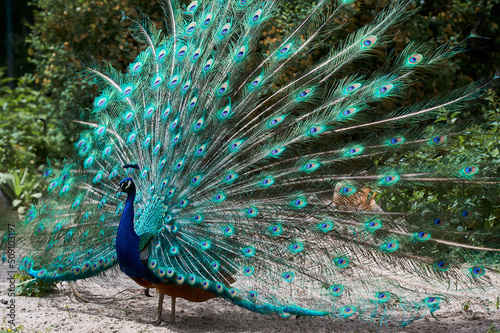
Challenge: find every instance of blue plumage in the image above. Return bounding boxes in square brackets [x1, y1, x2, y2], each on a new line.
[115, 176, 159, 283]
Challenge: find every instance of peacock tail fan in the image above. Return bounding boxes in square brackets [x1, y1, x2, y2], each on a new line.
[10, 0, 500, 327]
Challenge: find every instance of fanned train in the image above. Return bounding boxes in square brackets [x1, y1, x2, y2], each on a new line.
[8, 0, 500, 328]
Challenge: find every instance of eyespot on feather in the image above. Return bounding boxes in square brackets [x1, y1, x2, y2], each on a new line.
[187, 1, 198, 12]
[408, 53, 423, 65]
[177, 45, 188, 58]
[378, 83, 393, 95]
[186, 22, 196, 34]
[362, 36, 377, 47]
[388, 136, 405, 146]
[435, 259, 450, 271]
[430, 135, 446, 145]
[220, 23, 231, 36]
[202, 13, 213, 26]
[344, 83, 361, 93]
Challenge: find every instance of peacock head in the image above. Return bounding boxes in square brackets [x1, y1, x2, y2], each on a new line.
[116, 164, 140, 194]
[116, 177, 136, 194]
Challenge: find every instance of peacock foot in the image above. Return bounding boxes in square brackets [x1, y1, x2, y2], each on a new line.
[152, 317, 162, 326]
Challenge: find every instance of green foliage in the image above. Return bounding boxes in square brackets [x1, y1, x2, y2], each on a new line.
[0, 69, 69, 173]
[486, 324, 500, 333]
[377, 90, 500, 233]
[0, 68, 70, 216]
[26, 0, 164, 146]
[14, 273, 57, 297]
[261, 0, 499, 102]
[0, 169, 42, 215]
[0, 327, 26, 333]
[462, 301, 470, 311]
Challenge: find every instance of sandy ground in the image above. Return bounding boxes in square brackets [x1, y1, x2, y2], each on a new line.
[1, 267, 499, 333]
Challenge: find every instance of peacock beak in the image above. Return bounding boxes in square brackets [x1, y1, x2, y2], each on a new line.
[116, 186, 122, 193]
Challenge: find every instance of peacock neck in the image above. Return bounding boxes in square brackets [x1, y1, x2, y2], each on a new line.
[116, 189, 158, 283]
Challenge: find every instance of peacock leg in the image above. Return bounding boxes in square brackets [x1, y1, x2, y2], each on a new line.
[170, 296, 176, 323]
[153, 291, 164, 326]
[68, 282, 90, 303]
[144, 288, 152, 297]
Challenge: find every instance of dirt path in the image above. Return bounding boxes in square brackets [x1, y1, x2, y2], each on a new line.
[1, 273, 499, 333]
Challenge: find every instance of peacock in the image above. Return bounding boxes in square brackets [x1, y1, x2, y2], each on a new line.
[7, 0, 500, 328]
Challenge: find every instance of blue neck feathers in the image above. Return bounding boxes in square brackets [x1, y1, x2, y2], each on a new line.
[116, 188, 159, 283]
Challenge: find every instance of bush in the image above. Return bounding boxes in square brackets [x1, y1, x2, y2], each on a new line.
[377, 90, 500, 233]
[0, 69, 69, 173]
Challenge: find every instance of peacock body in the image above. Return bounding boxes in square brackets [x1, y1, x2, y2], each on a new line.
[10, 0, 500, 327]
